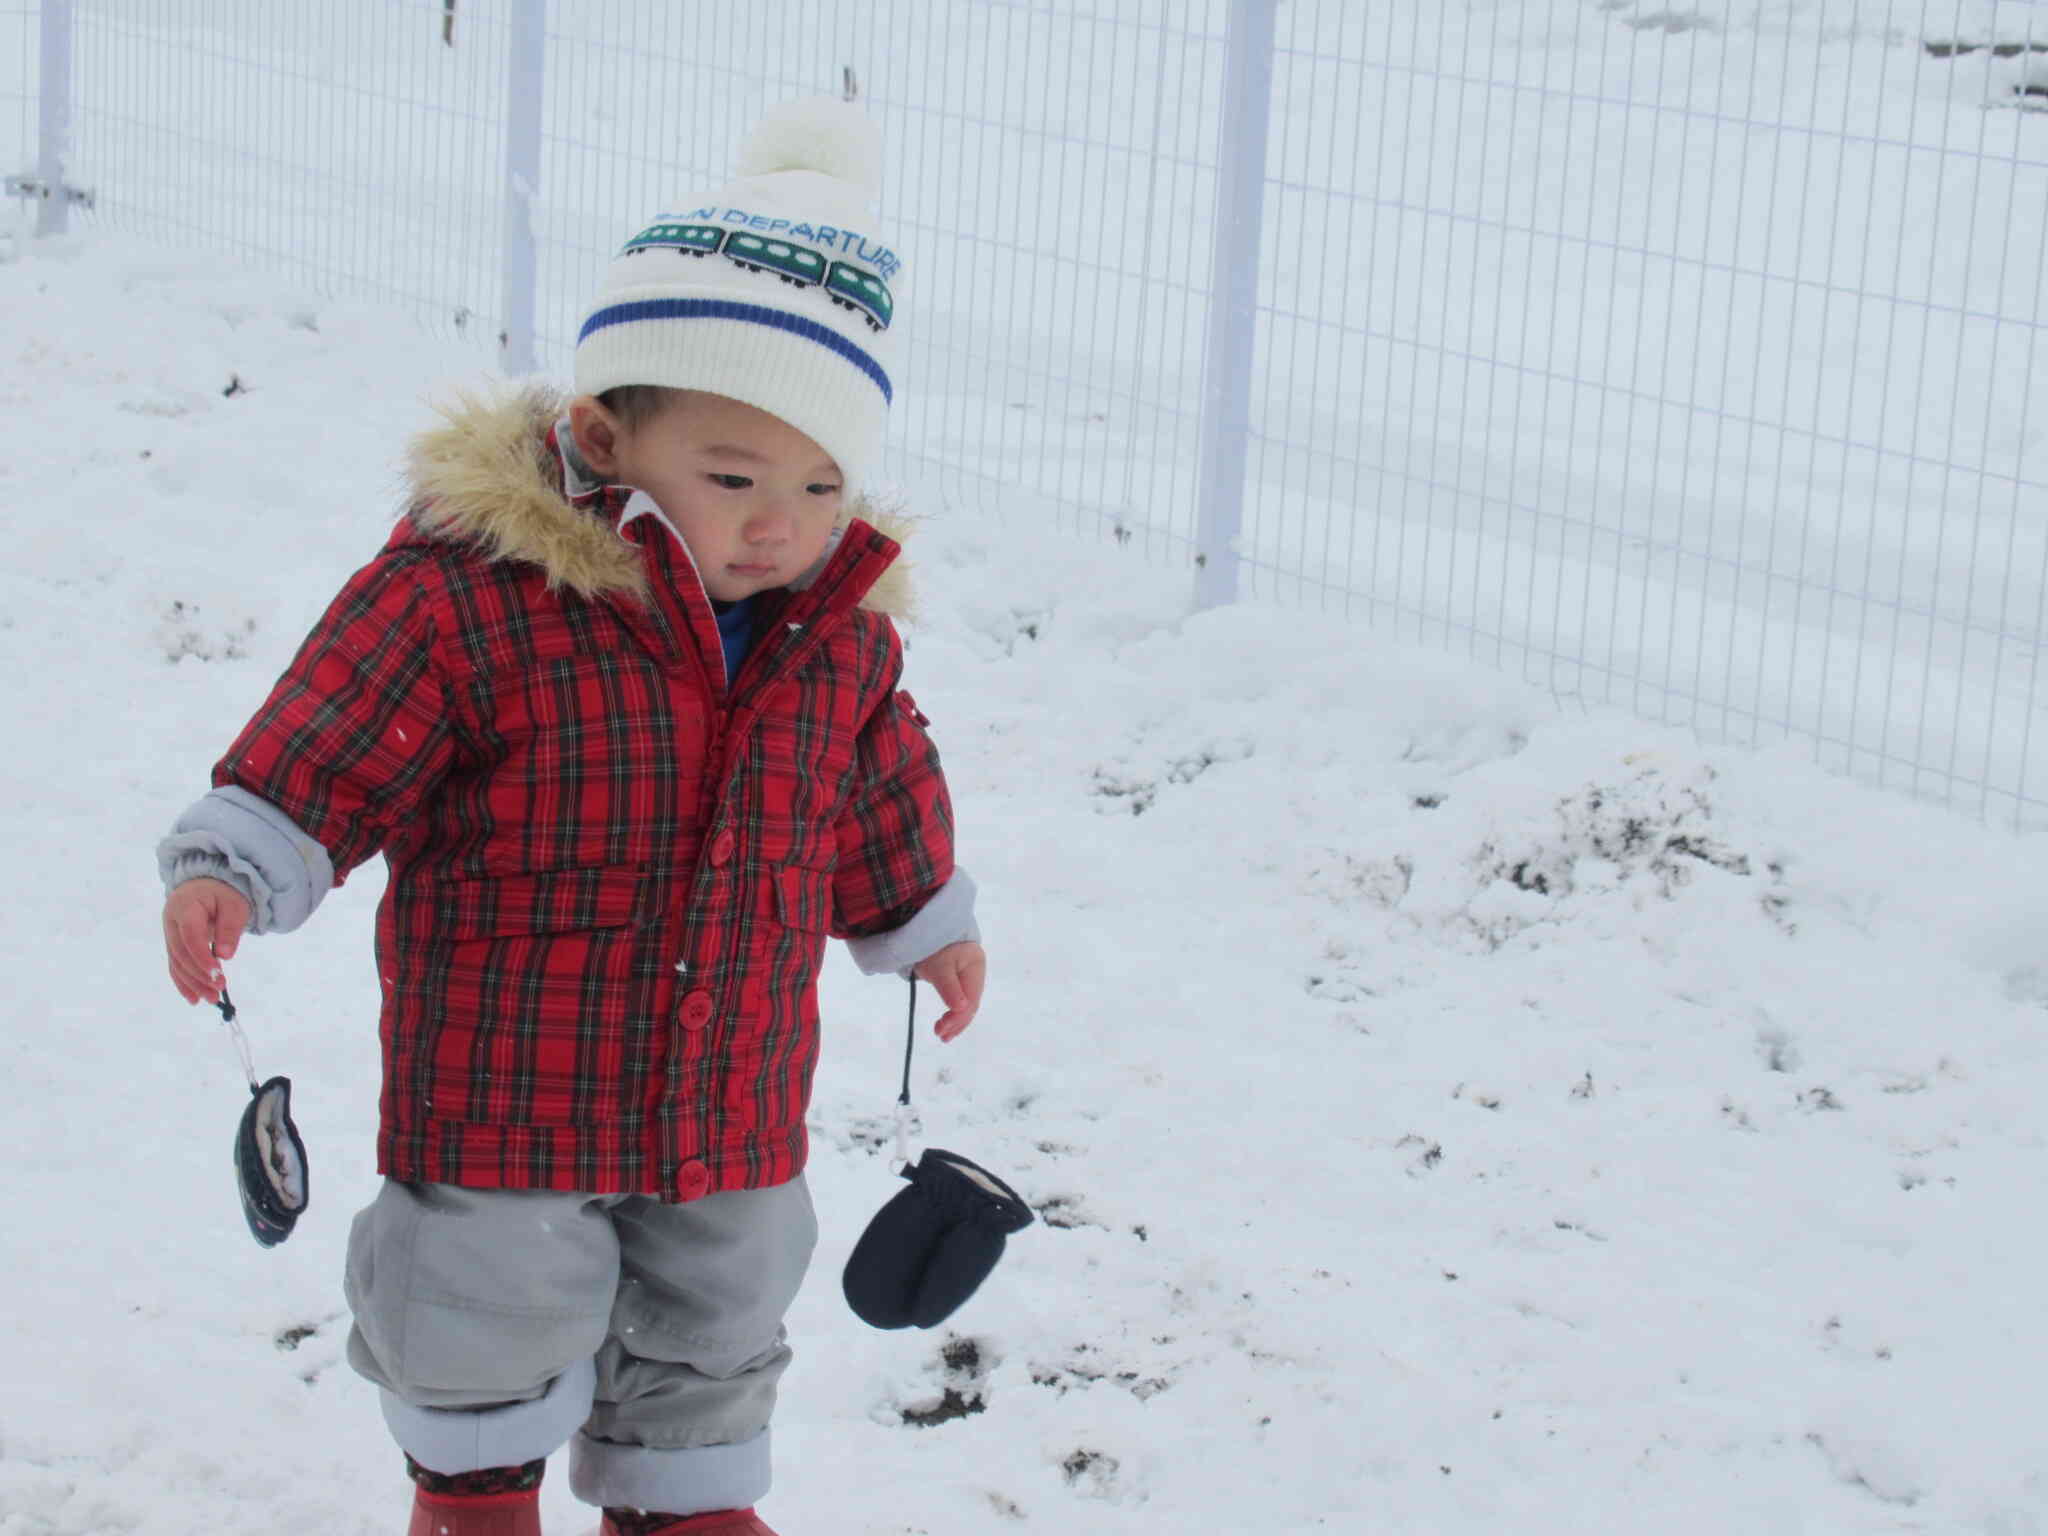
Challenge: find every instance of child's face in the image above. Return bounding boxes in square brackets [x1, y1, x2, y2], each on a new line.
[572, 390, 845, 604]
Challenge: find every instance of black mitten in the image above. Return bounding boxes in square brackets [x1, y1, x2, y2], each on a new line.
[843, 1149, 1034, 1329]
[235, 1074, 308, 1248]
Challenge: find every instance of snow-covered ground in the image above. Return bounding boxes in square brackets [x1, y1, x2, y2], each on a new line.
[6, 232, 2048, 1535]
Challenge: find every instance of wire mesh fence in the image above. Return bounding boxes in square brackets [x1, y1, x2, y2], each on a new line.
[1, 3, 38, 229]
[65, 0, 509, 346]
[39, 0, 1227, 569]
[12, 0, 2048, 825]
[1249, 2, 2048, 826]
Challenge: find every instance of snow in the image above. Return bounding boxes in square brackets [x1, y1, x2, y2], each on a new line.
[4, 4, 2048, 1534]
[5, 232, 2048, 1535]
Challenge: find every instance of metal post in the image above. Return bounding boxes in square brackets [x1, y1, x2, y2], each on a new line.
[1192, 0, 1278, 609]
[37, 0, 73, 238]
[499, 0, 546, 375]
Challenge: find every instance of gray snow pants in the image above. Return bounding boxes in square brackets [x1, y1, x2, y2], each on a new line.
[343, 1176, 817, 1517]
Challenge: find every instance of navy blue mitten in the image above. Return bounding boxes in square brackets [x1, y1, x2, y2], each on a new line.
[235, 1074, 308, 1247]
[843, 1149, 1035, 1329]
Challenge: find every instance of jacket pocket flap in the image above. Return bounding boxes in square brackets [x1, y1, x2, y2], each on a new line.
[430, 865, 651, 941]
[773, 863, 836, 934]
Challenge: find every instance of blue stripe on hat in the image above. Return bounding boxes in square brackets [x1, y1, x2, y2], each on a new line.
[578, 298, 893, 404]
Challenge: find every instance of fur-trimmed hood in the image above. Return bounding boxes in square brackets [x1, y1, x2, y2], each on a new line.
[402, 385, 914, 618]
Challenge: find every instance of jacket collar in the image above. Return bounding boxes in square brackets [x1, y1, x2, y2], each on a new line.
[402, 385, 915, 621]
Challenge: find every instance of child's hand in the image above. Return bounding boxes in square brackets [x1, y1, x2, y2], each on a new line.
[914, 940, 986, 1043]
[163, 877, 252, 1005]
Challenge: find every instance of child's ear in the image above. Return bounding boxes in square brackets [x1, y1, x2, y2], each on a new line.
[567, 395, 626, 475]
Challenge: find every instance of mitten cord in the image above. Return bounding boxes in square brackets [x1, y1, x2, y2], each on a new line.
[893, 976, 918, 1167]
[899, 975, 917, 1110]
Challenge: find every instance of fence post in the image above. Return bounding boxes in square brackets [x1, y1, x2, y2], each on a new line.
[499, 0, 546, 376]
[36, 0, 73, 238]
[1192, 0, 1278, 610]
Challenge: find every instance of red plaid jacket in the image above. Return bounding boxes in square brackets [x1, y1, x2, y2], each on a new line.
[212, 391, 954, 1200]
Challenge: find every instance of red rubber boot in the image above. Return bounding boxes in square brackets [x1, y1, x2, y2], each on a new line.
[598, 1510, 778, 1536]
[406, 1484, 544, 1536]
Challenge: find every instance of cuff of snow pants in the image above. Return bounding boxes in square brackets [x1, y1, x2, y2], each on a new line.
[382, 1355, 598, 1475]
[568, 1428, 771, 1516]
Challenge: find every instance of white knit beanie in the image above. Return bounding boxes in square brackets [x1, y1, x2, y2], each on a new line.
[574, 97, 901, 499]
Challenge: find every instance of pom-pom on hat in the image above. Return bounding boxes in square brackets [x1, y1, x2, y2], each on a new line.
[575, 97, 902, 499]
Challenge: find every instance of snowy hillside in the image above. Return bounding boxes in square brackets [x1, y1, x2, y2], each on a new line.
[4, 232, 2048, 1534]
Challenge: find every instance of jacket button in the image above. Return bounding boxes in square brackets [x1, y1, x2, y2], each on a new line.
[682, 990, 714, 1030]
[709, 829, 736, 867]
[677, 1159, 711, 1200]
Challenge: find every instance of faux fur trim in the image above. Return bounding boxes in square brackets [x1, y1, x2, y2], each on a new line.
[408, 386, 642, 601]
[405, 384, 914, 618]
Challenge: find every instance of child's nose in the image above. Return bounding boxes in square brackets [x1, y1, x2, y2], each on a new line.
[746, 497, 800, 544]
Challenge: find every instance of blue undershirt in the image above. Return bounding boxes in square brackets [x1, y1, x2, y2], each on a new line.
[712, 596, 758, 686]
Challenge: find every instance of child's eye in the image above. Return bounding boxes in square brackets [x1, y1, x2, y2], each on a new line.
[807, 483, 842, 497]
[708, 474, 752, 490]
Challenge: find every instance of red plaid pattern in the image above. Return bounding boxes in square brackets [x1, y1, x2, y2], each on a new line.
[215, 494, 953, 1200]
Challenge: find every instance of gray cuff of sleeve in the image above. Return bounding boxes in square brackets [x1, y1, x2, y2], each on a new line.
[844, 867, 980, 979]
[160, 848, 263, 924]
[155, 786, 336, 936]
